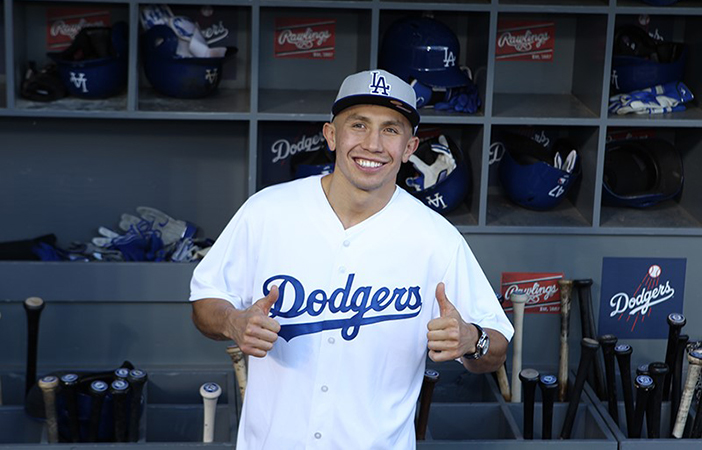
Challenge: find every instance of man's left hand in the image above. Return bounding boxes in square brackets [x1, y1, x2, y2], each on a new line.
[427, 282, 478, 362]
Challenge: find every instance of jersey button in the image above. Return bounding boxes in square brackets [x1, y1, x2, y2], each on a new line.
[314, 432, 322, 439]
[339, 266, 346, 274]
[343, 240, 350, 247]
[321, 385, 328, 392]
[328, 337, 335, 344]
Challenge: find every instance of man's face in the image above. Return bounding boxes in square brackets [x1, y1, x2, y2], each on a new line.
[323, 104, 419, 195]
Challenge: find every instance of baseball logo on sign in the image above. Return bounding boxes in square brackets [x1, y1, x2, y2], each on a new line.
[648, 264, 661, 278]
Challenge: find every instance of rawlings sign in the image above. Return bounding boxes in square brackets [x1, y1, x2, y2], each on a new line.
[598, 257, 686, 339]
[500, 272, 564, 314]
[47, 7, 111, 51]
[274, 18, 336, 59]
[496, 20, 555, 62]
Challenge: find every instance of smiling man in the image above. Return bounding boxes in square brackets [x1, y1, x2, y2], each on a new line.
[189, 69, 513, 450]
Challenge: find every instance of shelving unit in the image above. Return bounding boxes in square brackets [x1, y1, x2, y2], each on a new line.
[1, 0, 702, 447]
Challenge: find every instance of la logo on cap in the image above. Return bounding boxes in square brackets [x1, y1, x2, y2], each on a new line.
[369, 71, 391, 96]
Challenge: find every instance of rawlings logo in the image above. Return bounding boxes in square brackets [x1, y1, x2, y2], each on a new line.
[278, 27, 331, 50]
[497, 30, 551, 52]
[50, 18, 106, 39]
[505, 282, 559, 305]
[609, 280, 675, 317]
[265, 274, 422, 341]
[271, 132, 325, 164]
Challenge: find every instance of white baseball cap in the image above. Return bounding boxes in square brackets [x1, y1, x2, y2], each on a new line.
[331, 69, 420, 130]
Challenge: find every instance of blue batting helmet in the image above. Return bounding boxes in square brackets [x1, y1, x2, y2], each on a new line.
[379, 17, 471, 89]
[48, 22, 128, 99]
[498, 133, 581, 211]
[603, 138, 683, 208]
[141, 25, 230, 99]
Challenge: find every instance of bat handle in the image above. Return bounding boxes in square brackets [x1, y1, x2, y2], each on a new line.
[24, 297, 45, 396]
[672, 351, 702, 438]
[415, 369, 439, 440]
[539, 374, 558, 440]
[509, 291, 528, 403]
[663, 313, 686, 401]
[59, 373, 80, 442]
[127, 369, 148, 442]
[558, 279, 573, 403]
[518, 368, 539, 440]
[110, 379, 130, 442]
[201, 382, 222, 443]
[599, 334, 619, 425]
[226, 345, 248, 405]
[614, 344, 634, 435]
[670, 334, 689, 436]
[87, 380, 108, 442]
[647, 362, 668, 438]
[496, 364, 511, 402]
[560, 337, 599, 440]
[38, 375, 59, 444]
[630, 375, 654, 438]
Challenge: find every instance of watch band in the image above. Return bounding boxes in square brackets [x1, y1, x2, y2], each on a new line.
[463, 323, 488, 360]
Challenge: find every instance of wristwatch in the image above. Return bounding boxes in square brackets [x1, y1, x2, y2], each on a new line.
[463, 323, 489, 360]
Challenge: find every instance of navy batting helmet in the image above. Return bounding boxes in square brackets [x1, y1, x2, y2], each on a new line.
[48, 22, 128, 99]
[603, 138, 683, 208]
[141, 25, 232, 99]
[612, 25, 687, 94]
[397, 134, 470, 214]
[379, 17, 471, 89]
[498, 133, 581, 211]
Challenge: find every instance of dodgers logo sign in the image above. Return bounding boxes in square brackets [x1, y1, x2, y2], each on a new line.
[598, 257, 686, 339]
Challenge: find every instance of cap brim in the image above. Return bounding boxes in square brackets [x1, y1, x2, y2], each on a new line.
[332, 94, 420, 130]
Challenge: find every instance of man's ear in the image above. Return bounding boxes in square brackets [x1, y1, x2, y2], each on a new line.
[402, 135, 420, 163]
[322, 122, 336, 152]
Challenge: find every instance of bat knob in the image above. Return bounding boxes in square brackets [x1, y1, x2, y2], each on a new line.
[636, 364, 649, 376]
[573, 279, 593, 288]
[90, 380, 108, 396]
[689, 349, 702, 365]
[38, 375, 59, 391]
[598, 334, 618, 349]
[424, 369, 440, 383]
[110, 379, 130, 395]
[648, 362, 669, 377]
[60, 373, 79, 387]
[614, 344, 632, 357]
[519, 368, 540, 384]
[581, 337, 600, 351]
[128, 369, 148, 385]
[200, 382, 222, 400]
[23, 296, 45, 311]
[539, 374, 558, 389]
[635, 375, 655, 392]
[510, 290, 528, 304]
[667, 312, 686, 329]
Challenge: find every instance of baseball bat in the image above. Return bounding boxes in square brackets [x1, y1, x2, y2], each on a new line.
[598, 334, 619, 425]
[672, 349, 702, 438]
[39, 375, 59, 443]
[24, 296, 45, 396]
[496, 364, 511, 402]
[59, 373, 80, 442]
[557, 279, 573, 402]
[559, 337, 600, 440]
[663, 313, 686, 401]
[110, 379, 130, 442]
[646, 361, 668, 438]
[226, 344, 247, 404]
[519, 368, 539, 439]
[670, 334, 689, 436]
[87, 380, 108, 442]
[509, 290, 528, 403]
[416, 369, 440, 440]
[614, 344, 634, 435]
[201, 382, 222, 443]
[539, 374, 558, 440]
[573, 279, 606, 399]
[690, 381, 702, 438]
[128, 369, 148, 442]
[636, 364, 650, 376]
[630, 375, 654, 438]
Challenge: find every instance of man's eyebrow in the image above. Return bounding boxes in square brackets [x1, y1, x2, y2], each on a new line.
[346, 113, 405, 128]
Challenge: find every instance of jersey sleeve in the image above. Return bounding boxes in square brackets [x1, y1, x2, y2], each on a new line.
[440, 238, 514, 342]
[189, 200, 258, 310]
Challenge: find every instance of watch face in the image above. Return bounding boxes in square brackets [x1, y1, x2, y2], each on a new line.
[478, 332, 490, 355]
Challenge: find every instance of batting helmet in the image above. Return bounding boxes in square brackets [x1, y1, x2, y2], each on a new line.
[640, 0, 680, 5]
[397, 134, 470, 214]
[379, 17, 471, 89]
[498, 133, 581, 211]
[141, 25, 231, 99]
[48, 22, 128, 99]
[612, 25, 687, 94]
[603, 138, 683, 208]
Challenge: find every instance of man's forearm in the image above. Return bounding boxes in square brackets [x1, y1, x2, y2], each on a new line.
[191, 298, 239, 341]
[461, 328, 509, 374]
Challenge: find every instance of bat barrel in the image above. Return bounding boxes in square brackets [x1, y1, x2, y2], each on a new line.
[110, 379, 130, 442]
[87, 380, 108, 442]
[670, 334, 689, 436]
[646, 361, 669, 438]
[672, 350, 702, 438]
[509, 290, 528, 403]
[631, 375, 654, 438]
[24, 297, 45, 396]
[518, 368, 539, 439]
[59, 373, 80, 442]
[128, 369, 148, 442]
[574, 279, 605, 400]
[200, 382, 222, 443]
[38, 375, 59, 443]
[557, 280, 573, 403]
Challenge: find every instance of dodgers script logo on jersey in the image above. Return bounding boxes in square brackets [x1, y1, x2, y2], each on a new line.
[598, 257, 686, 339]
[263, 273, 422, 341]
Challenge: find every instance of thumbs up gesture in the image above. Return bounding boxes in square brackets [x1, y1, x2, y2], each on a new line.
[231, 285, 282, 358]
[427, 282, 477, 362]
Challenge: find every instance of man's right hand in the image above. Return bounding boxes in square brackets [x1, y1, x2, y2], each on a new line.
[229, 285, 281, 358]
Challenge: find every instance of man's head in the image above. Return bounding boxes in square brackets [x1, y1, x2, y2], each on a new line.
[331, 70, 420, 133]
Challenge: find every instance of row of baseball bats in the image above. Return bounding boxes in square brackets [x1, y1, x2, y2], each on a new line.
[500, 278, 702, 439]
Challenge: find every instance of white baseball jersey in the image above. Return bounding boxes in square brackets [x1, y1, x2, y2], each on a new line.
[190, 174, 513, 450]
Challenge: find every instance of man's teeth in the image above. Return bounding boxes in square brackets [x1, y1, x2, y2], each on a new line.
[357, 159, 382, 168]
